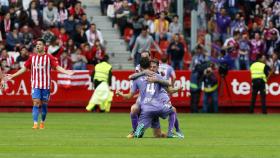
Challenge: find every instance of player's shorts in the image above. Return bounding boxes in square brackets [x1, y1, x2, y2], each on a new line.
[138, 102, 173, 129]
[32, 88, 50, 101]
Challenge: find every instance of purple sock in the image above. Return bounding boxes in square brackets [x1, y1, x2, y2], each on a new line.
[175, 116, 180, 132]
[168, 112, 176, 134]
[130, 113, 138, 132]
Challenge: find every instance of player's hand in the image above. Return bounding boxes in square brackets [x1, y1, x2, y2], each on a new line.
[4, 74, 13, 80]
[115, 90, 123, 96]
[66, 70, 75, 76]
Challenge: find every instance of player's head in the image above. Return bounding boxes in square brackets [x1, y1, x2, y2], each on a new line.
[161, 55, 168, 63]
[140, 57, 150, 70]
[150, 58, 159, 72]
[141, 50, 150, 59]
[36, 39, 46, 53]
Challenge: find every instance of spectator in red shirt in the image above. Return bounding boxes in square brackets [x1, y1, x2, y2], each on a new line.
[92, 40, 105, 65]
[68, 1, 84, 20]
[82, 43, 94, 64]
[57, 27, 69, 46]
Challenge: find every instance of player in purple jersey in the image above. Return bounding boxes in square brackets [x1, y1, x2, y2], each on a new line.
[158, 56, 176, 83]
[127, 51, 167, 138]
[117, 57, 177, 138]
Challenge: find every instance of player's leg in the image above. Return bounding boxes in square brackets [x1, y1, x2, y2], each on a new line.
[127, 103, 140, 138]
[134, 112, 152, 138]
[40, 89, 50, 129]
[31, 88, 42, 129]
[172, 106, 184, 138]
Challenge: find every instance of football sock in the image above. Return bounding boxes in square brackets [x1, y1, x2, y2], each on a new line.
[168, 112, 176, 134]
[130, 112, 138, 132]
[32, 106, 39, 123]
[41, 103, 48, 122]
[175, 116, 180, 132]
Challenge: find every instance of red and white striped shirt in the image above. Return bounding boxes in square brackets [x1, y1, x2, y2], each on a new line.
[24, 53, 59, 89]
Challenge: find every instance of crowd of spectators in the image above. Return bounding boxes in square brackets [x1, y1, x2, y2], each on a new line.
[192, 0, 280, 74]
[101, 0, 187, 69]
[0, 0, 107, 73]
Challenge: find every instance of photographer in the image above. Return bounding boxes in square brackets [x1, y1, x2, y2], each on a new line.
[202, 67, 218, 113]
[189, 44, 209, 113]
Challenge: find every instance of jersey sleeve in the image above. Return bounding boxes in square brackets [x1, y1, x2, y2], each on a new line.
[49, 54, 59, 68]
[23, 55, 32, 69]
[130, 80, 138, 94]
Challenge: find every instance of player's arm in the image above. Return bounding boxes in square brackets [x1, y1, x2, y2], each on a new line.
[147, 75, 171, 87]
[166, 86, 181, 94]
[56, 66, 75, 75]
[129, 70, 155, 80]
[116, 90, 134, 100]
[6, 67, 27, 80]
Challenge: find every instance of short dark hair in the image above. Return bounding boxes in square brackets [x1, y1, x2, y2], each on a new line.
[142, 26, 149, 31]
[161, 55, 168, 63]
[150, 58, 159, 66]
[140, 57, 150, 69]
[37, 39, 46, 45]
[256, 53, 263, 61]
[173, 15, 179, 19]
[102, 54, 109, 62]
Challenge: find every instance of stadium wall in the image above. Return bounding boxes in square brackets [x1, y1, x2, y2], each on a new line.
[1, 70, 280, 113]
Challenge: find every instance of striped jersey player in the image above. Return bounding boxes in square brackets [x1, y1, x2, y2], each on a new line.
[7, 39, 74, 129]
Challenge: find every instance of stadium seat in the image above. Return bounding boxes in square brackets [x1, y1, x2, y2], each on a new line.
[124, 28, 134, 42]
[159, 40, 169, 54]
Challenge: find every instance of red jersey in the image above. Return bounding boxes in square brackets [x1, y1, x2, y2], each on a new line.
[24, 53, 59, 89]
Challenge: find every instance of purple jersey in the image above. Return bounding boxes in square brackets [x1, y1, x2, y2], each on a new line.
[158, 63, 175, 80]
[131, 73, 170, 112]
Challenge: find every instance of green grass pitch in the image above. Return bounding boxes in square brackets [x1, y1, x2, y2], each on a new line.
[0, 113, 280, 158]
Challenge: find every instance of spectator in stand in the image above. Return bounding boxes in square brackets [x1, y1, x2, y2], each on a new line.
[167, 33, 184, 70]
[43, 0, 58, 28]
[248, 22, 261, 39]
[143, 13, 154, 36]
[64, 0, 78, 9]
[100, 0, 114, 15]
[153, 0, 170, 14]
[64, 14, 76, 34]
[216, 8, 231, 42]
[41, 27, 55, 45]
[115, 0, 131, 37]
[47, 37, 64, 59]
[264, 21, 279, 56]
[86, 23, 104, 47]
[250, 32, 264, 63]
[27, 0, 42, 38]
[197, 0, 206, 30]
[263, 7, 274, 28]
[128, 14, 145, 51]
[0, 12, 14, 40]
[58, 27, 69, 46]
[68, 1, 85, 20]
[154, 11, 169, 43]
[131, 26, 162, 66]
[223, 30, 240, 70]
[57, 1, 68, 27]
[79, 13, 90, 31]
[6, 28, 22, 52]
[19, 25, 33, 51]
[139, 0, 154, 15]
[59, 51, 72, 70]
[16, 47, 29, 68]
[0, 0, 9, 13]
[0, 49, 17, 70]
[238, 33, 250, 70]
[72, 24, 87, 48]
[18, 9, 30, 29]
[82, 43, 94, 64]
[168, 15, 182, 39]
[65, 38, 77, 54]
[0, 59, 10, 73]
[92, 40, 106, 65]
[71, 48, 87, 70]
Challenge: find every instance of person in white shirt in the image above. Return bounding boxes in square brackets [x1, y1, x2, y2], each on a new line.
[85, 23, 104, 47]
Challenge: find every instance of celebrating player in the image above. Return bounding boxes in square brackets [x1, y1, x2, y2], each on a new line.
[6, 39, 74, 129]
[117, 57, 177, 138]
